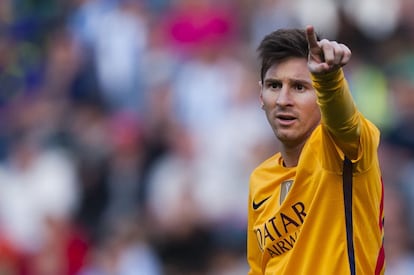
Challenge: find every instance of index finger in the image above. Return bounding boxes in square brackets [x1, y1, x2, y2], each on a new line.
[305, 25, 319, 51]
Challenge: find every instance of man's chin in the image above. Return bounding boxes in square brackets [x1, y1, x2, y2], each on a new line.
[275, 130, 293, 142]
[276, 132, 301, 147]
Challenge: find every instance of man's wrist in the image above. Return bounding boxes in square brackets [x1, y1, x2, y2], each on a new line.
[311, 69, 344, 91]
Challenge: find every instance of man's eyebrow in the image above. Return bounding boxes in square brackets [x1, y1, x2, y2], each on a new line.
[290, 78, 312, 85]
[263, 77, 311, 84]
[263, 78, 280, 83]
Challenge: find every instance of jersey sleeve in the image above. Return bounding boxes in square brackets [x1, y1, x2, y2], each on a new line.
[311, 69, 380, 171]
[311, 69, 360, 159]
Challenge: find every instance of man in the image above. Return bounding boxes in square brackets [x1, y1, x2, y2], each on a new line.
[247, 25, 385, 274]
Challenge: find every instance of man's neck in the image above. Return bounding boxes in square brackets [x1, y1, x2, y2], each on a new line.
[281, 142, 306, 167]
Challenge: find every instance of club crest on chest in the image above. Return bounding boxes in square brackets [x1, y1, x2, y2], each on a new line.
[280, 179, 294, 204]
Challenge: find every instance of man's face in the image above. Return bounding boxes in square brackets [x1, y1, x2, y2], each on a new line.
[260, 57, 321, 148]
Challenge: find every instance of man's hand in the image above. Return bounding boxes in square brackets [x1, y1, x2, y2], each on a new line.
[306, 25, 351, 74]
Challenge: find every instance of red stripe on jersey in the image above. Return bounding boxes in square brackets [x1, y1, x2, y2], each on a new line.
[375, 243, 385, 275]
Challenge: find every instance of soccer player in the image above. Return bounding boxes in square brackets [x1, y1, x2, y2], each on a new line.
[247, 25, 385, 274]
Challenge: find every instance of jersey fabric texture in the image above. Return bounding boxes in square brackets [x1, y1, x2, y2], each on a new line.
[247, 69, 385, 274]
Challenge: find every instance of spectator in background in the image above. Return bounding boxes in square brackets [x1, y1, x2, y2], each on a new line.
[0, 129, 81, 271]
[145, 122, 213, 274]
[163, 0, 241, 137]
[78, 216, 161, 275]
[69, 0, 149, 114]
[102, 111, 147, 226]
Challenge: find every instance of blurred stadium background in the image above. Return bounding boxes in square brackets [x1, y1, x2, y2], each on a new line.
[0, 0, 414, 274]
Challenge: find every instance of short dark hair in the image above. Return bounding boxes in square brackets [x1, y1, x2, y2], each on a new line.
[257, 28, 319, 82]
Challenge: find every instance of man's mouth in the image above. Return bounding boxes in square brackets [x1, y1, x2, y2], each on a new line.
[276, 114, 297, 125]
[277, 114, 296, 120]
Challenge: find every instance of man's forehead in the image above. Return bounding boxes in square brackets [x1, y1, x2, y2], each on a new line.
[264, 58, 311, 81]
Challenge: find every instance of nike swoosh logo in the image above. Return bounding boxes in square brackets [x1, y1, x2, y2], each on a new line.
[252, 196, 271, 210]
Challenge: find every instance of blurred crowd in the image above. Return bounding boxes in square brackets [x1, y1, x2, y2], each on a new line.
[0, 0, 414, 274]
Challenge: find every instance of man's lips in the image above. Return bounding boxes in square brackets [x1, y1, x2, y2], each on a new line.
[275, 113, 297, 126]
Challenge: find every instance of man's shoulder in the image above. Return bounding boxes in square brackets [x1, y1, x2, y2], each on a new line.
[253, 152, 282, 172]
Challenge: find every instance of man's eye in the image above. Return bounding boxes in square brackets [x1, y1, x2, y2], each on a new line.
[296, 84, 305, 91]
[268, 82, 281, 89]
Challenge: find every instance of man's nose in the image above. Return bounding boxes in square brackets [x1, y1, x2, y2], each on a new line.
[276, 86, 292, 106]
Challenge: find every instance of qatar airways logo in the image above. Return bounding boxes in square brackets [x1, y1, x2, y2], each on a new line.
[253, 201, 307, 257]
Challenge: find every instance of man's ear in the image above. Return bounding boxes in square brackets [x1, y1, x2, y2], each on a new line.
[259, 82, 265, 109]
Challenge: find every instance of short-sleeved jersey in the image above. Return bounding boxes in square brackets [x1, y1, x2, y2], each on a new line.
[247, 71, 385, 274]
